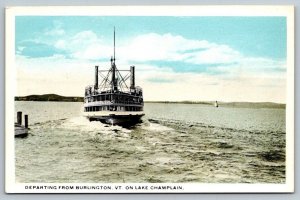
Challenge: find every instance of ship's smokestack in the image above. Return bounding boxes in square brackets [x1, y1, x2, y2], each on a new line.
[95, 65, 98, 90]
[130, 66, 135, 90]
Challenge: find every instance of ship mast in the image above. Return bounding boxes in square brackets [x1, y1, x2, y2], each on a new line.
[114, 26, 116, 61]
[111, 27, 118, 91]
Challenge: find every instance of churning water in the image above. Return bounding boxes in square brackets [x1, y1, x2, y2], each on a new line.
[15, 101, 286, 183]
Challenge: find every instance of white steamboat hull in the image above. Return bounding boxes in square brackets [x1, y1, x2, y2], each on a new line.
[83, 111, 144, 126]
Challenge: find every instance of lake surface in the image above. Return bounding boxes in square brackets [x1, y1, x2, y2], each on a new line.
[15, 101, 286, 183]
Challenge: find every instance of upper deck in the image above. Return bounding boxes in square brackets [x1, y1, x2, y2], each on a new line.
[84, 85, 143, 105]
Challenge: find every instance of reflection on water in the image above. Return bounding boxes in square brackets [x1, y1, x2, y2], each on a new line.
[15, 102, 286, 183]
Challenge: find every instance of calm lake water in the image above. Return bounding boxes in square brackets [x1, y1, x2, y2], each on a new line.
[15, 101, 286, 183]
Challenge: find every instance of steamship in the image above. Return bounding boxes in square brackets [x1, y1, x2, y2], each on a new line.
[83, 29, 144, 125]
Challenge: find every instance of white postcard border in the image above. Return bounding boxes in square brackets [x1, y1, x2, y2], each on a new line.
[5, 5, 295, 193]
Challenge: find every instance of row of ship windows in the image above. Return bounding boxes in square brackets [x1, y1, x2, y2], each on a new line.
[85, 106, 143, 112]
[85, 95, 142, 102]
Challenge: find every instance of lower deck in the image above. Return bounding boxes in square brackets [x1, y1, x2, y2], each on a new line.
[84, 104, 143, 112]
[83, 110, 144, 117]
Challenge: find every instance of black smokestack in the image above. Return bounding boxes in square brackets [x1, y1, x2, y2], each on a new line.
[130, 65, 135, 90]
[95, 65, 98, 90]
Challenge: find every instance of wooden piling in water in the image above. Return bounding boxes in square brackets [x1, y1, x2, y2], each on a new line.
[15, 112, 29, 137]
[17, 111, 22, 125]
[25, 115, 28, 128]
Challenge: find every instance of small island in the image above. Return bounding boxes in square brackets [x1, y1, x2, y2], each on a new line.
[15, 94, 84, 102]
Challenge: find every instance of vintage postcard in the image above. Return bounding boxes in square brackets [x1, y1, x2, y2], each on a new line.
[5, 6, 294, 193]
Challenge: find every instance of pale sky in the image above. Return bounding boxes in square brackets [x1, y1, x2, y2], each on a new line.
[15, 16, 287, 103]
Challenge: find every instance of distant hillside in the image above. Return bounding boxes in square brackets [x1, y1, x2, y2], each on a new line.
[145, 101, 285, 109]
[15, 94, 84, 102]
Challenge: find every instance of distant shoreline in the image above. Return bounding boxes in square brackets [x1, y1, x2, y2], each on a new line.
[15, 94, 286, 109]
[145, 101, 285, 109]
